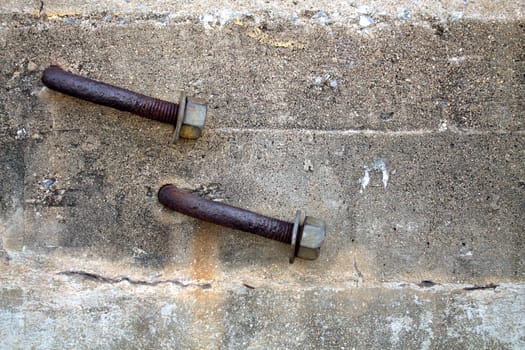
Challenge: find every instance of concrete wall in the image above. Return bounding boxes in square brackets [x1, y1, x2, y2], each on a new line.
[1, 1, 524, 348]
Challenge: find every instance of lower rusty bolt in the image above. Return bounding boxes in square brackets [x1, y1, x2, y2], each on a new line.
[158, 184, 326, 263]
[42, 65, 207, 143]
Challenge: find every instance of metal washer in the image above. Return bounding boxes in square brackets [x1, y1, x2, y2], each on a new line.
[172, 93, 186, 144]
[289, 210, 304, 264]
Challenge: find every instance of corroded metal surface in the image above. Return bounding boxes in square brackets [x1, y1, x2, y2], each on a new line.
[42, 65, 179, 125]
[158, 184, 294, 244]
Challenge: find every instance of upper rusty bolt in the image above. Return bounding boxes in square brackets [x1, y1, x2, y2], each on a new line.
[158, 184, 326, 263]
[42, 65, 207, 143]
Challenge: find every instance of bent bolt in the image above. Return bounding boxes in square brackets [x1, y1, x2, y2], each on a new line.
[42, 65, 206, 143]
[158, 184, 326, 263]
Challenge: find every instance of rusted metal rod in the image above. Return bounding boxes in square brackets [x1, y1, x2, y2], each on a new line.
[42, 65, 179, 124]
[158, 184, 326, 262]
[42, 65, 207, 142]
[158, 184, 294, 243]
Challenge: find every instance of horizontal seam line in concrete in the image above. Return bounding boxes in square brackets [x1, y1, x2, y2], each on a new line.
[211, 127, 525, 136]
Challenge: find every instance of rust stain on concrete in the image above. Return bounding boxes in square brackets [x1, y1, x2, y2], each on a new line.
[190, 222, 219, 282]
[246, 27, 305, 49]
[188, 223, 225, 345]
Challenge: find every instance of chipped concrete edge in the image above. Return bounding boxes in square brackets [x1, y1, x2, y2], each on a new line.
[0, 1, 524, 23]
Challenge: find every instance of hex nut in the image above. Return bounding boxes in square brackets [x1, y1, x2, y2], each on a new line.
[173, 94, 207, 143]
[296, 216, 326, 260]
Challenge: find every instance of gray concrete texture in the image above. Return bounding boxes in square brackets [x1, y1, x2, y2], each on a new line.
[1, 0, 524, 348]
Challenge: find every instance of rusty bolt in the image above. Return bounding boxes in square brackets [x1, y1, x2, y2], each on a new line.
[158, 184, 326, 263]
[42, 65, 207, 143]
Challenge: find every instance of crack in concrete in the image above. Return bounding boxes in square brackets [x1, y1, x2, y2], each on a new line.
[58, 271, 212, 289]
[418, 280, 438, 288]
[463, 283, 499, 291]
[353, 257, 364, 280]
[383, 281, 514, 293]
[6, 267, 520, 293]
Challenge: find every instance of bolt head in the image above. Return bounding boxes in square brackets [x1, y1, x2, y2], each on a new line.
[173, 94, 207, 143]
[296, 216, 326, 260]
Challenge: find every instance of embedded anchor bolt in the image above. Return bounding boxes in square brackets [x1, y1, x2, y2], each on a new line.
[41, 65, 207, 143]
[158, 185, 326, 263]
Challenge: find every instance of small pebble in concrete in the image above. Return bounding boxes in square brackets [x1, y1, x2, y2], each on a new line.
[311, 11, 326, 19]
[314, 75, 325, 86]
[380, 112, 394, 120]
[439, 120, 448, 131]
[313, 74, 337, 90]
[448, 56, 467, 64]
[359, 15, 375, 28]
[303, 159, 314, 172]
[311, 11, 335, 25]
[199, 14, 217, 28]
[15, 128, 27, 140]
[41, 177, 56, 190]
[27, 61, 38, 72]
[459, 247, 473, 257]
[451, 11, 464, 20]
[398, 9, 410, 20]
[356, 5, 372, 15]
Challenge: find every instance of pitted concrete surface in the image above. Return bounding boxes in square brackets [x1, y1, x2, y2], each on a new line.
[1, 1, 524, 348]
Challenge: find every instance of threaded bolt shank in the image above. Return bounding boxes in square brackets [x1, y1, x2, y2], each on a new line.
[42, 65, 179, 124]
[158, 184, 294, 244]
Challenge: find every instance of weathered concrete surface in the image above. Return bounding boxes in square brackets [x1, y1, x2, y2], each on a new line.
[2, 0, 524, 20]
[1, 261, 524, 349]
[1, 1, 524, 348]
